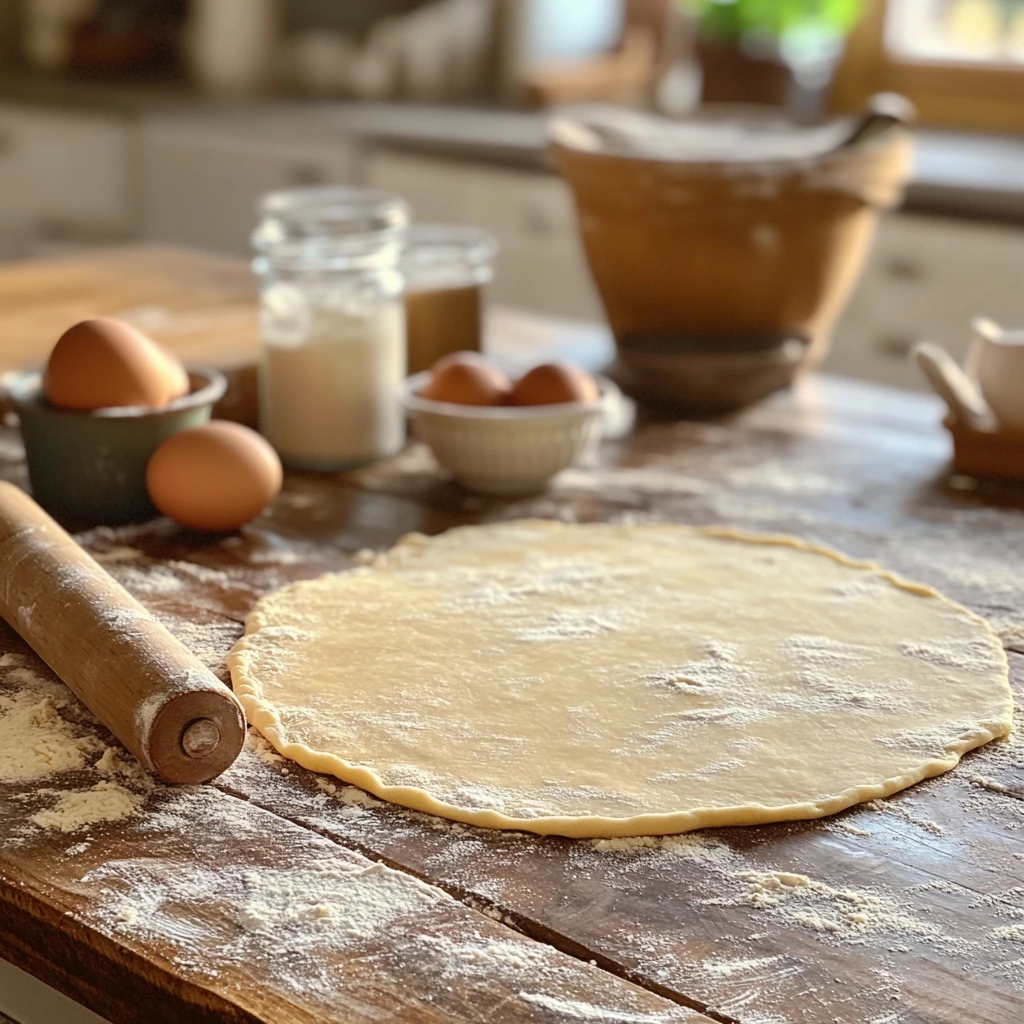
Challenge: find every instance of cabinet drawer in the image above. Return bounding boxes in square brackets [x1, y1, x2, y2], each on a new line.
[466, 166, 579, 240]
[141, 122, 355, 255]
[363, 149, 474, 223]
[827, 213, 1024, 391]
[0, 106, 131, 235]
[491, 237, 602, 320]
[364, 148, 601, 320]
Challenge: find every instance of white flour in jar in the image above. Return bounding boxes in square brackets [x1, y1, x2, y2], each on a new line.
[260, 303, 406, 469]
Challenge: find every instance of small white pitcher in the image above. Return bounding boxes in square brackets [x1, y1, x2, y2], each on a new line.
[967, 319, 1024, 434]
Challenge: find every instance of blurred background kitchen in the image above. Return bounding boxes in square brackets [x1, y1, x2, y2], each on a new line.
[0, 0, 1020, 392]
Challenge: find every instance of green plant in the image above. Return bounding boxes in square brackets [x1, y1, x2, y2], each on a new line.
[682, 0, 868, 42]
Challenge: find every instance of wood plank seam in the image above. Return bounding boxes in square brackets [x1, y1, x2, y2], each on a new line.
[212, 775, 741, 1024]
[212, 766, 1024, 1024]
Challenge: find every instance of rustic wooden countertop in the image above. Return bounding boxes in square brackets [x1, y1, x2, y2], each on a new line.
[0, 248, 1022, 1024]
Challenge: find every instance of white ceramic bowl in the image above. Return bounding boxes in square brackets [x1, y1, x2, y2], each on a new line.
[403, 372, 607, 494]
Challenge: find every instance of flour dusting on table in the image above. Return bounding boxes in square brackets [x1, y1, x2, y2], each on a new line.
[31, 782, 143, 832]
[518, 991, 678, 1022]
[0, 658, 104, 781]
[1, 638, 695, 1022]
[1, 516, 1021, 1022]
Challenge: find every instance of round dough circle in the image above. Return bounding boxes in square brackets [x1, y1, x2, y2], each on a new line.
[229, 520, 1013, 837]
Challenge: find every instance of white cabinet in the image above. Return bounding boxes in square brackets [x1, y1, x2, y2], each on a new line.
[0, 105, 131, 239]
[826, 212, 1024, 391]
[140, 118, 356, 256]
[363, 148, 603, 321]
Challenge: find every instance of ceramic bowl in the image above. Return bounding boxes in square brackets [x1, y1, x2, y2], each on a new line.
[612, 331, 809, 414]
[402, 373, 608, 495]
[6, 368, 227, 524]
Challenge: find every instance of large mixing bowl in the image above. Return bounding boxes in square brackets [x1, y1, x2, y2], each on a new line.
[549, 96, 914, 380]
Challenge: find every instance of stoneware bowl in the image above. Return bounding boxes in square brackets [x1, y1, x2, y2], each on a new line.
[6, 367, 227, 524]
[611, 331, 809, 414]
[402, 372, 608, 495]
[549, 94, 914, 375]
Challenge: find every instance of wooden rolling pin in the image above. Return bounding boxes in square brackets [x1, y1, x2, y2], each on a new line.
[0, 481, 245, 784]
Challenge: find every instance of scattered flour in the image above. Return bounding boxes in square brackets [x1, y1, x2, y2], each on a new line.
[640, 642, 754, 693]
[703, 955, 781, 977]
[106, 563, 185, 594]
[591, 833, 736, 867]
[0, 513, 1018, 1021]
[315, 775, 382, 813]
[511, 608, 626, 642]
[93, 744, 152, 786]
[0, 690, 102, 780]
[423, 934, 551, 971]
[243, 730, 381, 821]
[232, 859, 444, 942]
[555, 466, 712, 498]
[966, 774, 1016, 796]
[415, 931, 691, 1022]
[0, 653, 155, 835]
[830, 819, 873, 838]
[31, 782, 143, 832]
[235, 543, 303, 566]
[724, 464, 844, 496]
[245, 730, 285, 765]
[518, 991, 679, 1022]
[167, 560, 237, 586]
[866, 798, 944, 835]
[722, 869, 943, 941]
[735, 870, 812, 907]
[350, 443, 455, 492]
[91, 546, 144, 564]
[69, 817, 694, 1022]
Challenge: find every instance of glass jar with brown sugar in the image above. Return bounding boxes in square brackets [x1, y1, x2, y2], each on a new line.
[402, 225, 498, 375]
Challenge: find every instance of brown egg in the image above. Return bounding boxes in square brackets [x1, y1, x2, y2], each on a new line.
[420, 352, 511, 406]
[508, 362, 600, 406]
[156, 344, 191, 403]
[45, 318, 189, 411]
[146, 421, 283, 532]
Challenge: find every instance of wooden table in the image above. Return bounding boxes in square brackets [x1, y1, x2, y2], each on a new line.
[0, 249, 1022, 1024]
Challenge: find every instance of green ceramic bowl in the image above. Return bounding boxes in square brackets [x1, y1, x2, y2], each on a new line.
[7, 367, 227, 525]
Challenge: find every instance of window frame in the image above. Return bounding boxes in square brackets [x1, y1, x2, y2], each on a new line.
[831, 0, 1024, 132]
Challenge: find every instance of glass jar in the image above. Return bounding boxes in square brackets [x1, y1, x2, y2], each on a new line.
[401, 224, 498, 375]
[253, 186, 409, 470]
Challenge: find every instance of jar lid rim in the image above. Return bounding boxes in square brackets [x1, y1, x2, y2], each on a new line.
[258, 186, 408, 219]
[403, 224, 498, 266]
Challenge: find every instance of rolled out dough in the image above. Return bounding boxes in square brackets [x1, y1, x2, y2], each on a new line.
[229, 521, 1013, 838]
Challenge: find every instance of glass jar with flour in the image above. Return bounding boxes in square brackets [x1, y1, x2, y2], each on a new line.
[253, 186, 409, 470]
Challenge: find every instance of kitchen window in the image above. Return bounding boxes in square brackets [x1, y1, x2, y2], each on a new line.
[832, 0, 1024, 130]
